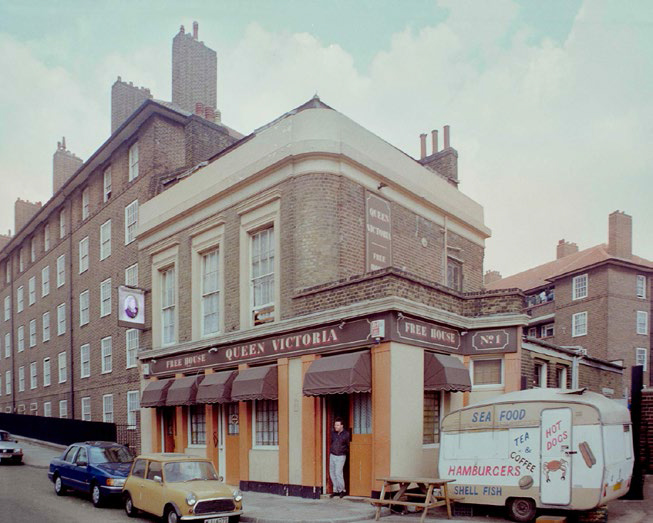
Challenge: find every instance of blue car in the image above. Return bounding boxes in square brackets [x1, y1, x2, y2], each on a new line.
[48, 441, 134, 507]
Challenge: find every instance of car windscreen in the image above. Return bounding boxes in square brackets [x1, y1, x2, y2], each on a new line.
[89, 446, 134, 464]
[163, 461, 218, 482]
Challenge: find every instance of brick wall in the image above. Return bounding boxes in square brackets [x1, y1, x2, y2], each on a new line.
[111, 79, 153, 134]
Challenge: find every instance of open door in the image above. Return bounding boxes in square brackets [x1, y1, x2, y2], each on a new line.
[349, 392, 373, 497]
[540, 408, 572, 505]
[325, 395, 350, 494]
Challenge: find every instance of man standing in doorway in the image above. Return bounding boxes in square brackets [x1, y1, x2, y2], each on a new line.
[329, 417, 350, 498]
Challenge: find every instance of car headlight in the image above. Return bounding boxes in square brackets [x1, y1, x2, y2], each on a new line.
[186, 492, 197, 506]
[106, 478, 126, 487]
[233, 489, 243, 502]
[15, 448, 22, 453]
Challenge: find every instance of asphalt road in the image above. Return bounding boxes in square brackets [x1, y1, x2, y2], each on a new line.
[0, 462, 154, 523]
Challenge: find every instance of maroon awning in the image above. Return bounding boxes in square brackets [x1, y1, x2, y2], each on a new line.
[424, 353, 471, 392]
[231, 366, 278, 401]
[303, 351, 371, 396]
[196, 371, 237, 404]
[166, 375, 202, 406]
[141, 379, 173, 408]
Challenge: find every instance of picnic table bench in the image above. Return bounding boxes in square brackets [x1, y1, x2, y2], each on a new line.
[366, 477, 461, 522]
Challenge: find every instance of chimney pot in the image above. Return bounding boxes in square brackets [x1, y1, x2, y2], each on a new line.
[557, 239, 579, 259]
[193, 21, 198, 39]
[419, 133, 427, 159]
[431, 130, 438, 154]
[444, 125, 450, 149]
[205, 106, 215, 122]
[195, 102, 205, 116]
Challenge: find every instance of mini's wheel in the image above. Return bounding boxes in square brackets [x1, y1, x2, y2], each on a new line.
[54, 475, 66, 496]
[229, 516, 241, 523]
[507, 497, 536, 522]
[91, 483, 104, 507]
[124, 492, 138, 517]
[165, 506, 180, 523]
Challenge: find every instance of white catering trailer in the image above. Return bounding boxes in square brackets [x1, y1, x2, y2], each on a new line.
[438, 389, 633, 521]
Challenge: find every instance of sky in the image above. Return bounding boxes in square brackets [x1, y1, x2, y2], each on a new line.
[0, 0, 651, 278]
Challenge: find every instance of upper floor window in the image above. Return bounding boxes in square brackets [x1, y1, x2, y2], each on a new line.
[128, 142, 139, 181]
[29, 319, 36, 347]
[30, 362, 37, 390]
[42, 266, 50, 297]
[100, 220, 111, 260]
[125, 263, 138, 287]
[58, 352, 67, 383]
[636, 348, 648, 371]
[81, 397, 91, 421]
[637, 275, 647, 298]
[19, 249, 24, 272]
[57, 304, 66, 336]
[100, 278, 112, 317]
[81, 187, 90, 220]
[124, 200, 139, 245]
[4, 296, 10, 321]
[572, 311, 588, 337]
[127, 391, 139, 428]
[447, 257, 463, 292]
[533, 361, 548, 388]
[251, 228, 275, 326]
[42, 312, 50, 342]
[16, 286, 24, 313]
[43, 358, 51, 387]
[59, 209, 66, 239]
[542, 323, 555, 338]
[471, 359, 503, 387]
[103, 167, 112, 202]
[44, 224, 50, 251]
[18, 366, 25, 392]
[80, 344, 90, 378]
[59, 400, 68, 418]
[126, 329, 139, 369]
[79, 237, 89, 273]
[17, 325, 24, 352]
[79, 290, 90, 326]
[30, 238, 36, 263]
[161, 267, 176, 345]
[5, 261, 10, 283]
[4, 333, 11, 358]
[57, 254, 66, 287]
[103, 395, 114, 423]
[202, 249, 220, 336]
[636, 311, 648, 335]
[572, 274, 588, 300]
[28, 277, 36, 306]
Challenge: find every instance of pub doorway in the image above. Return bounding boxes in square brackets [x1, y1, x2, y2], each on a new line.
[162, 407, 176, 452]
[325, 395, 350, 495]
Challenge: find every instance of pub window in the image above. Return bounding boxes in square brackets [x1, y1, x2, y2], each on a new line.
[447, 257, 463, 292]
[189, 405, 206, 446]
[472, 359, 502, 387]
[423, 391, 441, 445]
[352, 392, 372, 435]
[201, 249, 220, 336]
[254, 399, 278, 446]
[227, 403, 239, 435]
[251, 227, 275, 325]
[161, 267, 176, 345]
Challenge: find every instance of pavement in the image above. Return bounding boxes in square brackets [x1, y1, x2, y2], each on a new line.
[12, 436, 653, 523]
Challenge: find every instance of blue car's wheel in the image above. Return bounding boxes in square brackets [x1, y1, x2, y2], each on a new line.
[54, 474, 66, 496]
[91, 483, 104, 507]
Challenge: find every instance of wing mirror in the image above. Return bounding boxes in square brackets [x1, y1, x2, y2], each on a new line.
[218, 476, 224, 482]
[77, 460, 88, 467]
[154, 475, 162, 484]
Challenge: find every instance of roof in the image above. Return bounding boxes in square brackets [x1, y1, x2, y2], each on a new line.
[135, 453, 211, 462]
[487, 243, 653, 292]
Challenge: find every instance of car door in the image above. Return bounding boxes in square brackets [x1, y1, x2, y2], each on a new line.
[142, 460, 164, 517]
[128, 459, 147, 510]
[71, 447, 91, 493]
[59, 446, 80, 490]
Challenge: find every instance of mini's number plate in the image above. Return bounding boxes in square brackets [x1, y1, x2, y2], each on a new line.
[204, 518, 228, 523]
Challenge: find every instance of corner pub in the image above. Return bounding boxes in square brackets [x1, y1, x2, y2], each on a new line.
[136, 97, 527, 498]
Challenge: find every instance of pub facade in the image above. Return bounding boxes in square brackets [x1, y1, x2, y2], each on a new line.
[136, 97, 528, 497]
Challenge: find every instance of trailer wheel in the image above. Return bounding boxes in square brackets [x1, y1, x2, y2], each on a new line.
[507, 497, 536, 522]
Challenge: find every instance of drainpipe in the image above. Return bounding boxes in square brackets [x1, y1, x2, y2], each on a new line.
[68, 221, 75, 419]
[10, 258, 15, 413]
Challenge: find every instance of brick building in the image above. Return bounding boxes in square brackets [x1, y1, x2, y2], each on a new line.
[135, 97, 619, 499]
[486, 211, 651, 395]
[0, 26, 240, 448]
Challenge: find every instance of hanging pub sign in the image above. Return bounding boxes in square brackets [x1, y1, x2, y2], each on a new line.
[118, 285, 145, 329]
[365, 190, 392, 272]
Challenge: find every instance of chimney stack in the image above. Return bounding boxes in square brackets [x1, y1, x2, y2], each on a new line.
[52, 137, 83, 194]
[419, 133, 427, 159]
[607, 211, 632, 259]
[444, 125, 451, 149]
[14, 198, 42, 234]
[556, 239, 579, 259]
[193, 21, 198, 39]
[484, 270, 502, 286]
[431, 130, 438, 154]
[418, 125, 458, 187]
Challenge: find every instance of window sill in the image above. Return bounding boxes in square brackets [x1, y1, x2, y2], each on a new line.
[252, 445, 279, 451]
[187, 444, 207, 449]
[422, 443, 440, 449]
[471, 384, 503, 390]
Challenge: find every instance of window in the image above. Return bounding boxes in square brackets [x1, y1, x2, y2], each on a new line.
[17, 286, 23, 312]
[4, 296, 10, 321]
[59, 400, 68, 419]
[59, 209, 66, 238]
[636, 348, 648, 371]
[189, 405, 206, 445]
[103, 395, 114, 422]
[79, 237, 89, 273]
[447, 257, 463, 291]
[227, 403, 239, 435]
[42, 311, 50, 342]
[101, 337, 112, 374]
[254, 399, 278, 446]
[17, 325, 24, 352]
[80, 344, 90, 378]
[556, 366, 568, 389]
[127, 391, 139, 428]
[100, 279, 111, 317]
[472, 359, 502, 386]
[30, 402, 38, 415]
[533, 361, 548, 388]
[81, 188, 90, 220]
[572, 311, 588, 337]
[128, 142, 139, 181]
[30, 362, 37, 389]
[41, 266, 50, 296]
[125, 263, 138, 287]
[161, 267, 176, 345]
[637, 275, 647, 298]
[43, 358, 51, 387]
[146, 461, 162, 481]
[423, 391, 441, 444]
[202, 249, 220, 336]
[125, 200, 139, 244]
[103, 167, 112, 202]
[4, 333, 10, 358]
[79, 290, 89, 326]
[527, 327, 537, 338]
[19, 249, 24, 272]
[5, 371, 11, 395]
[29, 319, 36, 347]
[81, 397, 91, 421]
[637, 311, 648, 335]
[572, 274, 588, 300]
[44, 224, 50, 251]
[18, 366, 25, 392]
[131, 459, 146, 479]
[57, 304, 66, 335]
[57, 254, 66, 287]
[28, 277, 36, 305]
[58, 352, 67, 383]
[5, 261, 10, 283]
[352, 392, 372, 435]
[30, 237, 36, 262]
[543, 324, 554, 337]
[43, 401, 52, 417]
[100, 220, 111, 260]
[126, 329, 139, 368]
[251, 228, 275, 325]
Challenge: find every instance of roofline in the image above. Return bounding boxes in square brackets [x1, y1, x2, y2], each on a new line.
[547, 257, 653, 283]
[523, 336, 624, 370]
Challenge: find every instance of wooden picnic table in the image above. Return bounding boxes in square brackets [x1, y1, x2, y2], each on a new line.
[368, 477, 459, 522]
